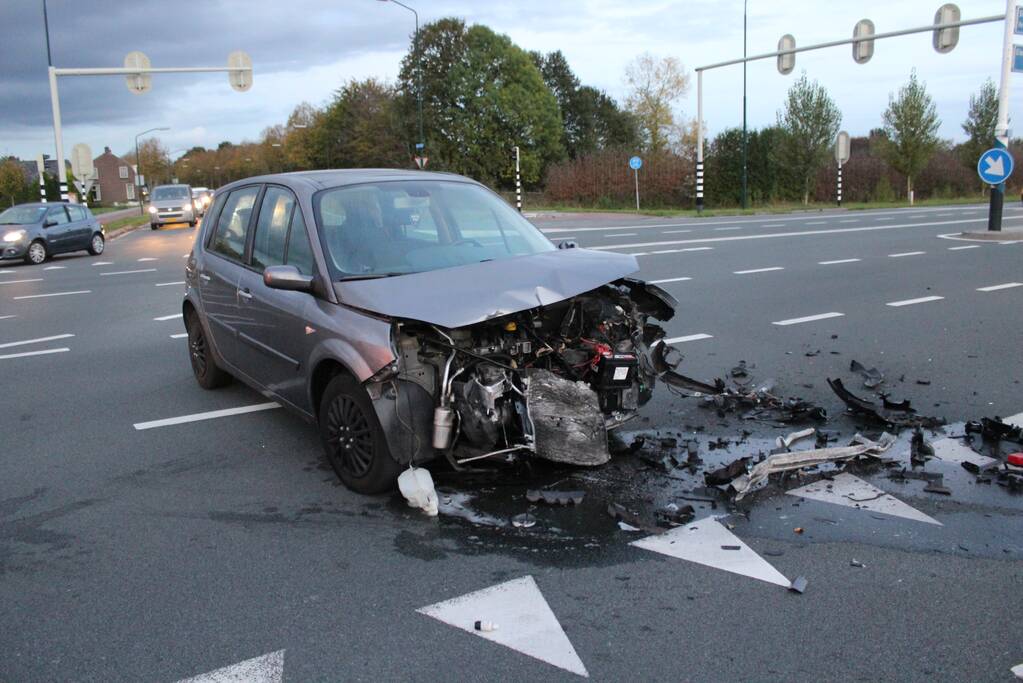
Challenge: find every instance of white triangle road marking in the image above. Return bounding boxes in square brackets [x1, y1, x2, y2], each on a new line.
[1004, 411, 1023, 429]
[1012, 661, 1023, 679]
[786, 472, 941, 525]
[176, 649, 284, 683]
[631, 518, 791, 588]
[929, 437, 998, 468]
[417, 575, 589, 677]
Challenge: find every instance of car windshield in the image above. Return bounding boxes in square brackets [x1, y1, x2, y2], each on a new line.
[152, 186, 189, 200]
[0, 206, 46, 224]
[314, 180, 554, 278]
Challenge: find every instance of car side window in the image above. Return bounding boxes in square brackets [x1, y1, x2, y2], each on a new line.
[70, 206, 88, 221]
[285, 209, 315, 276]
[47, 207, 69, 225]
[210, 187, 259, 262]
[251, 187, 296, 270]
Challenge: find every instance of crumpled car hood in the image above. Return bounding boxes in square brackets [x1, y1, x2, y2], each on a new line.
[333, 248, 639, 329]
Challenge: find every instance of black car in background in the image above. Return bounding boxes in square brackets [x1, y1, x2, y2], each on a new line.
[0, 202, 105, 265]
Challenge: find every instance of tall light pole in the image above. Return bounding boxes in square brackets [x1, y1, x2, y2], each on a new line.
[741, 0, 748, 210]
[378, 0, 424, 162]
[135, 126, 169, 213]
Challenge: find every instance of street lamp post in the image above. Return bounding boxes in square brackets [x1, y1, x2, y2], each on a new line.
[741, 0, 748, 210]
[378, 0, 424, 161]
[135, 126, 169, 214]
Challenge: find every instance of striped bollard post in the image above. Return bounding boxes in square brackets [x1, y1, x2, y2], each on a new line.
[837, 163, 842, 207]
[514, 145, 521, 212]
[696, 161, 704, 213]
[39, 175, 47, 203]
[59, 179, 69, 202]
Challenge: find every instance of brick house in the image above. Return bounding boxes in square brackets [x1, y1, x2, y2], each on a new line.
[93, 147, 137, 204]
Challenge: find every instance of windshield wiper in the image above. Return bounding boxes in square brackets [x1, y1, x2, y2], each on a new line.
[336, 272, 408, 282]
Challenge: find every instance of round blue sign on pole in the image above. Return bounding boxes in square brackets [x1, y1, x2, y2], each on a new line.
[977, 148, 1014, 185]
[629, 156, 642, 170]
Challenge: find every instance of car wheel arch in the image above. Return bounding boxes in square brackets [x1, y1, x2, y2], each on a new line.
[310, 358, 356, 416]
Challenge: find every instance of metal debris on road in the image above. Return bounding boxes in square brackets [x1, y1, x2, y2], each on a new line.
[525, 490, 585, 506]
[849, 359, 884, 388]
[788, 576, 808, 593]
[776, 427, 816, 450]
[827, 378, 944, 428]
[511, 513, 537, 528]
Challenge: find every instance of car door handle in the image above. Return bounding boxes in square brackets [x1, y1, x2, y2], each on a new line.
[238, 288, 253, 300]
[199, 273, 211, 282]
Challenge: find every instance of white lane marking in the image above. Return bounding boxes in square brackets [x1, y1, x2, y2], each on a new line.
[806, 220, 826, 225]
[761, 223, 784, 227]
[153, 313, 183, 321]
[13, 290, 90, 300]
[591, 215, 1023, 251]
[91, 261, 113, 266]
[648, 276, 692, 284]
[0, 269, 16, 274]
[876, 217, 894, 221]
[0, 278, 44, 285]
[929, 438, 998, 468]
[0, 333, 74, 349]
[787, 472, 941, 525]
[819, 258, 861, 265]
[734, 266, 784, 275]
[137, 257, 158, 262]
[772, 312, 844, 326]
[639, 246, 714, 256]
[99, 268, 157, 276]
[133, 402, 281, 430]
[176, 650, 285, 683]
[663, 333, 713, 344]
[936, 212, 953, 216]
[417, 576, 589, 677]
[838, 219, 857, 223]
[909, 214, 925, 218]
[886, 295, 944, 307]
[714, 226, 742, 231]
[632, 518, 791, 588]
[170, 333, 188, 339]
[155, 281, 185, 287]
[43, 265, 66, 270]
[663, 229, 691, 234]
[977, 282, 1023, 292]
[948, 245, 980, 250]
[1005, 412, 1023, 429]
[0, 315, 15, 320]
[888, 251, 925, 258]
[604, 232, 636, 237]
[182, 253, 190, 258]
[0, 347, 70, 360]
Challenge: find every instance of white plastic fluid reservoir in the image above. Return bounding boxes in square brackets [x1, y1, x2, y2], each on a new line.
[397, 467, 439, 517]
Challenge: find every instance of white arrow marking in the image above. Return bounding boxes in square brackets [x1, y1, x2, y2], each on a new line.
[631, 518, 791, 588]
[418, 575, 589, 677]
[176, 650, 284, 683]
[928, 437, 998, 469]
[786, 472, 941, 525]
[984, 155, 1005, 177]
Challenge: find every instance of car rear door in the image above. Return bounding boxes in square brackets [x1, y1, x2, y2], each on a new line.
[235, 185, 317, 408]
[197, 185, 261, 372]
[43, 205, 72, 252]
[67, 205, 92, 248]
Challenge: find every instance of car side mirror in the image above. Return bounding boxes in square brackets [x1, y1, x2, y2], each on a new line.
[557, 239, 577, 249]
[263, 265, 314, 293]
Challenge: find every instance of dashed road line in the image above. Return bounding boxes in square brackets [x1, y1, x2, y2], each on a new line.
[648, 276, 692, 284]
[888, 251, 925, 258]
[137, 257, 158, 262]
[170, 333, 188, 339]
[43, 265, 66, 270]
[977, 282, 1022, 292]
[772, 312, 844, 326]
[13, 290, 90, 300]
[713, 226, 742, 231]
[662, 333, 713, 344]
[153, 313, 183, 321]
[948, 245, 980, 250]
[0, 347, 70, 360]
[133, 402, 281, 430]
[734, 266, 784, 275]
[663, 229, 691, 234]
[91, 261, 113, 266]
[639, 246, 713, 256]
[0, 315, 15, 320]
[155, 281, 185, 287]
[99, 268, 158, 276]
[0, 333, 74, 349]
[819, 258, 861, 265]
[605, 232, 636, 237]
[806, 221, 826, 225]
[761, 223, 784, 228]
[886, 295, 944, 307]
[876, 217, 894, 221]
[838, 219, 857, 223]
[0, 278, 44, 285]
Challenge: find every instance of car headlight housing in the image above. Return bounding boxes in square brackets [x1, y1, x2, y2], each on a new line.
[148, 206, 157, 214]
[3, 229, 26, 242]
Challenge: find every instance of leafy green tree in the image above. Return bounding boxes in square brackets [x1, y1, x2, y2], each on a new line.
[879, 70, 940, 200]
[777, 72, 841, 204]
[623, 53, 690, 153]
[316, 79, 409, 169]
[398, 18, 563, 185]
[960, 78, 998, 188]
[0, 159, 31, 207]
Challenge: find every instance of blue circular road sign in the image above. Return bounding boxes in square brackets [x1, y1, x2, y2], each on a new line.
[629, 156, 642, 170]
[977, 148, 1014, 185]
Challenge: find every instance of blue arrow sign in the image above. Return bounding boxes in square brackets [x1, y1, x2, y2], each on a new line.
[977, 148, 1014, 185]
[629, 156, 642, 170]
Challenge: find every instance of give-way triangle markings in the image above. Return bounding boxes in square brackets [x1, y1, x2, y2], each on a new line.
[176, 649, 284, 683]
[786, 472, 941, 525]
[631, 518, 791, 588]
[417, 575, 589, 677]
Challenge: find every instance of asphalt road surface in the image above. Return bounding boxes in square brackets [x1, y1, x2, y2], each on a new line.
[2, 205, 1022, 682]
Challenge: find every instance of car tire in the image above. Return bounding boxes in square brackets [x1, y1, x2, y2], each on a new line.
[319, 373, 401, 494]
[25, 240, 47, 265]
[150, 223, 159, 230]
[186, 311, 231, 389]
[88, 233, 105, 255]
[189, 219, 197, 227]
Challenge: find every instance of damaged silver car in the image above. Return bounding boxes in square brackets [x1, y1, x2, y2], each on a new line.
[182, 170, 676, 493]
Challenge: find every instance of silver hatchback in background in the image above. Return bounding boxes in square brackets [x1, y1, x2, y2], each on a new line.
[148, 184, 197, 229]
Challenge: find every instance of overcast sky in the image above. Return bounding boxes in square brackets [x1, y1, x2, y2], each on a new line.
[0, 0, 1014, 162]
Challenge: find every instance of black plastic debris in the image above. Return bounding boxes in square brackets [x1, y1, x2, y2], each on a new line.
[923, 481, 952, 495]
[850, 559, 865, 568]
[526, 490, 585, 506]
[789, 576, 808, 594]
[965, 417, 1023, 444]
[910, 429, 934, 466]
[607, 502, 660, 534]
[850, 360, 884, 388]
[655, 503, 695, 528]
[704, 456, 752, 486]
[827, 377, 945, 429]
[720, 545, 741, 551]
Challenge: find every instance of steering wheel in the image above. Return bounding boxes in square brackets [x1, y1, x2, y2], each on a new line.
[450, 238, 483, 248]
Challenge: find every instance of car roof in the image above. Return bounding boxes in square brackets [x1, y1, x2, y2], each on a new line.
[217, 168, 481, 194]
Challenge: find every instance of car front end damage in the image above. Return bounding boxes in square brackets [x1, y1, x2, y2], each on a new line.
[361, 277, 677, 470]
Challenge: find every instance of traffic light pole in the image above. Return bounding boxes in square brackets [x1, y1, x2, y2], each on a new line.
[989, 0, 1015, 232]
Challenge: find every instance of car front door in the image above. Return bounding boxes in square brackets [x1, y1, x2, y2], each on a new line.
[198, 185, 261, 373]
[43, 205, 72, 252]
[235, 186, 317, 408]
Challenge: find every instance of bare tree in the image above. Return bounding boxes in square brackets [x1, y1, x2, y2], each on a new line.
[623, 53, 690, 153]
